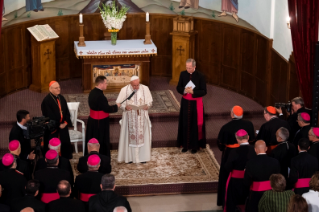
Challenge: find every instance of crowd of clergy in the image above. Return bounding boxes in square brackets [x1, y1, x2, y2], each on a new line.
[217, 98, 319, 212]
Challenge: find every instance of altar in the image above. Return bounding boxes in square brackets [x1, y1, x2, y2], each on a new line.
[74, 39, 157, 93]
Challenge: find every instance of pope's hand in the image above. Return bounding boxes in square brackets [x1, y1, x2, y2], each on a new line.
[143, 105, 148, 110]
[117, 103, 121, 108]
[126, 105, 132, 111]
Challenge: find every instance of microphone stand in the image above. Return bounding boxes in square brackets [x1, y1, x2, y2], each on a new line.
[120, 90, 136, 104]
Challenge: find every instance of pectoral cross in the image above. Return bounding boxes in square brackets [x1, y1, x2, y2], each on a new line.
[44, 49, 52, 59]
[176, 46, 184, 56]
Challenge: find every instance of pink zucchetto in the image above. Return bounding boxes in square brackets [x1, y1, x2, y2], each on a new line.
[45, 150, 58, 160]
[88, 155, 100, 166]
[300, 112, 310, 122]
[236, 129, 248, 137]
[313, 127, 319, 137]
[88, 138, 99, 144]
[9, 140, 20, 151]
[2, 153, 14, 166]
[49, 138, 61, 147]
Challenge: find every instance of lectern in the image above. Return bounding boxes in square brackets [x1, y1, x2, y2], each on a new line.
[169, 16, 197, 85]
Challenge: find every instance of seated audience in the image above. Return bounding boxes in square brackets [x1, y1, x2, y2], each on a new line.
[46, 180, 85, 212]
[287, 194, 308, 212]
[35, 138, 74, 180]
[293, 112, 311, 146]
[302, 172, 319, 212]
[74, 154, 104, 203]
[10, 180, 45, 212]
[0, 153, 27, 206]
[0, 185, 10, 212]
[89, 174, 131, 212]
[270, 127, 296, 179]
[308, 127, 319, 165]
[223, 129, 255, 212]
[289, 138, 318, 195]
[258, 174, 294, 212]
[34, 150, 73, 203]
[244, 140, 280, 212]
[77, 138, 111, 174]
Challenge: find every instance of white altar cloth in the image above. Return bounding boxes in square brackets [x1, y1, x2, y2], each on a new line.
[74, 39, 157, 58]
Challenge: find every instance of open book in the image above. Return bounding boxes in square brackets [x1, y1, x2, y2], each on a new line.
[27, 24, 59, 42]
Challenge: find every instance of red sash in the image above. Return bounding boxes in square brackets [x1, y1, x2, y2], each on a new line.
[182, 94, 204, 140]
[294, 178, 311, 188]
[225, 144, 240, 148]
[266, 144, 278, 154]
[224, 170, 245, 212]
[90, 109, 109, 120]
[250, 181, 272, 191]
[80, 193, 96, 202]
[41, 193, 60, 203]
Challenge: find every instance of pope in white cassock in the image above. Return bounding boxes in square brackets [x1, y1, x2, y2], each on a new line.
[116, 76, 153, 164]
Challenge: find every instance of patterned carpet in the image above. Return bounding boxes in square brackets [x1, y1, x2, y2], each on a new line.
[64, 90, 180, 118]
[71, 145, 219, 187]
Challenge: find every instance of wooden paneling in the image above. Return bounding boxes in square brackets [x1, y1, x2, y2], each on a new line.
[0, 13, 299, 106]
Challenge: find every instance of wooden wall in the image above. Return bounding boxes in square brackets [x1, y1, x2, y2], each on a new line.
[0, 13, 298, 106]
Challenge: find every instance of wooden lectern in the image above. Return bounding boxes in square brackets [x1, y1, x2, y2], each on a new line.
[29, 37, 58, 93]
[169, 16, 197, 85]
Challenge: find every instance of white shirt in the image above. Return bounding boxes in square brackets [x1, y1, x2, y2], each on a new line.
[302, 190, 319, 212]
[17, 122, 27, 130]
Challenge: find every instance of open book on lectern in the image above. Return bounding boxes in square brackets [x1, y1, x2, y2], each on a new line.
[27, 24, 59, 42]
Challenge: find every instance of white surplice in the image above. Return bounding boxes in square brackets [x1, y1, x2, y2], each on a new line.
[116, 84, 153, 163]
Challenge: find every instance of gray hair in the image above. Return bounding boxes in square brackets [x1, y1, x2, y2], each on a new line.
[292, 97, 304, 107]
[49, 144, 61, 151]
[231, 107, 243, 119]
[113, 206, 128, 212]
[277, 127, 289, 141]
[186, 58, 196, 67]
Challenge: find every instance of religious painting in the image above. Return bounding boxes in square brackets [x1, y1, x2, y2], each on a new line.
[92, 64, 140, 87]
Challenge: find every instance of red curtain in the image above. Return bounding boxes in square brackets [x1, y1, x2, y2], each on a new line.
[288, 0, 319, 108]
[0, 0, 3, 42]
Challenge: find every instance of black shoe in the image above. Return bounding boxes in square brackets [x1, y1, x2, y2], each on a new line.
[184, 6, 190, 9]
[141, 162, 146, 164]
[182, 148, 188, 153]
[127, 161, 132, 164]
[191, 149, 197, 154]
[179, 6, 184, 8]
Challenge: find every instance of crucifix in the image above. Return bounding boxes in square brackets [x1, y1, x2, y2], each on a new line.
[44, 49, 52, 59]
[176, 45, 184, 56]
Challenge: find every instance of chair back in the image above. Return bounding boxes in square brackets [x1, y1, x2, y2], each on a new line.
[67, 102, 80, 131]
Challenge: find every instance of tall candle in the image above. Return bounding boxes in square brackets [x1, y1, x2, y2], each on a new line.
[79, 13, 83, 24]
[146, 12, 149, 22]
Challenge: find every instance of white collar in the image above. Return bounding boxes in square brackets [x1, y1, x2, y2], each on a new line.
[17, 122, 27, 130]
[299, 150, 307, 153]
[258, 153, 266, 155]
[190, 69, 196, 74]
[240, 142, 249, 145]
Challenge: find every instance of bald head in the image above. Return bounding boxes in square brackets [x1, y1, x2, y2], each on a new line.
[113, 206, 128, 212]
[21, 207, 34, 212]
[254, 140, 267, 154]
[49, 82, 61, 96]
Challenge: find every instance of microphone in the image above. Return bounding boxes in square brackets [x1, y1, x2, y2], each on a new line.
[120, 90, 137, 104]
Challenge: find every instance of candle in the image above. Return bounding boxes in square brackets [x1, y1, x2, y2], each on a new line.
[146, 12, 149, 22]
[79, 13, 83, 24]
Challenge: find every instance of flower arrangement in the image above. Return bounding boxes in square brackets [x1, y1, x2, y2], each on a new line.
[99, 1, 129, 31]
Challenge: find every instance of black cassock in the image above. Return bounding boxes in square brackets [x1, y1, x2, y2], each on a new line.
[293, 125, 311, 147]
[216, 118, 255, 206]
[35, 156, 74, 180]
[41, 93, 73, 159]
[270, 142, 297, 180]
[256, 117, 290, 147]
[176, 70, 207, 150]
[309, 141, 319, 166]
[85, 87, 118, 156]
[287, 107, 311, 140]
[289, 152, 318, 195]
[9, 123, 31, 161]
[77, 151, 111, 174]
[244, 154, 280, 212]
[46, 197, 86, 212]
[223, 144, 256, 212]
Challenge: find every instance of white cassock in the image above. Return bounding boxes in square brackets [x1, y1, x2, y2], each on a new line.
[116, 84, 153, 163]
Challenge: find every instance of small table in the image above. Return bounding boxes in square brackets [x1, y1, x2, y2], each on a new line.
[74, 39, 157, 93]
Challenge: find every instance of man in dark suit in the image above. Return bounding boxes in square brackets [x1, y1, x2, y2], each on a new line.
[289, 138, 318, 195]
[293, 112, 311, 146]
[34, 150, 73, 203]
[46, 180, 85, 212]
[0, 185, 10, 212]
[9, 110, 35, 161]
[0, 153, 27, 206]
[244, 140, 281, 212]
[35, 138, 74, 180]
[308, 127, 319, 166]
[270, 127, 297, 180]
[89, 174, 131, 212]
[257, 106, 290, 153]
[77, 138, 111, 174]
[10, 180, 45, 212]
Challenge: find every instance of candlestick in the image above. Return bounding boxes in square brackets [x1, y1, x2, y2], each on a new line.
[79, 13, 83, 24]
[144, 21, 152, 45]
[146, 12, 149, 22]
[78, 24, 86, 47]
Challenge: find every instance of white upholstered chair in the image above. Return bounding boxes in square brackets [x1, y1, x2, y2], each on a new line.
[67, 102, 85, 156]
